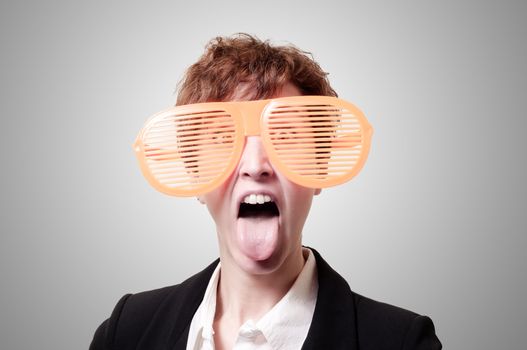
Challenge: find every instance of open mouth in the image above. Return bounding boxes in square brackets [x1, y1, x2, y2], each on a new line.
[238, 194, 280, 218]
[236, 193, 280, 261]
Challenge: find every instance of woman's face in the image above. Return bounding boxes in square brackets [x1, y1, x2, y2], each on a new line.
[200, 83, 320, 275]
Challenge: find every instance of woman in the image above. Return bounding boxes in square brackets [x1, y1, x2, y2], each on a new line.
[90, 33, 441, 350]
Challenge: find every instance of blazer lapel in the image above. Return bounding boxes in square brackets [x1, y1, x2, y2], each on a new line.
[135, 259, 219, 350]
[168, 260, 219, 350]
[302, 248, 359, 350]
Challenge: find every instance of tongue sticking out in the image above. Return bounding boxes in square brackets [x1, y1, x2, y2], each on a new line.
[236, 215, 279, 261]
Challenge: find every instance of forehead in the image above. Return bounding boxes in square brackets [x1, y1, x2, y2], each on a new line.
[229, 82, 303, 102]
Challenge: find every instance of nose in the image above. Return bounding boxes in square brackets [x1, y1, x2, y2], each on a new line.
[238, 136, 274, 181]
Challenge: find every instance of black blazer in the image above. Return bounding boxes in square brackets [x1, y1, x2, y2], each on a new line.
[90, 248, 441, 349]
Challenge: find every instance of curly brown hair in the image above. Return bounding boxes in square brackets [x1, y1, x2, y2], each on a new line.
[176, 33, 337, 105]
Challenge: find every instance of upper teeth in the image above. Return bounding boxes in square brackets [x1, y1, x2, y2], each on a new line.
[243, 194, 273, 205]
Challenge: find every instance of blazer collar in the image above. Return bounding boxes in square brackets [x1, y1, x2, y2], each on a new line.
[165, 247, 358, 350]
[301, 248, 359, 349]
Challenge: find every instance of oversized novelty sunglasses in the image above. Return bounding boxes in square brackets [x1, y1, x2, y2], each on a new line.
[134, 96, 373, 196]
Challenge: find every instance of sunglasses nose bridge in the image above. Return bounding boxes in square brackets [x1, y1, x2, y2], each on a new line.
[239, 99, 268, 137]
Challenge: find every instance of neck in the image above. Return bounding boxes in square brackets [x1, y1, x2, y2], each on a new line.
[215, 245, 305, 325]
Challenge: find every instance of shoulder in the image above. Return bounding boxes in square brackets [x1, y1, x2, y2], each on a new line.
[308, 247, 441, 349]
[89, 259, 218, 350]
[353, 293, 441, 349]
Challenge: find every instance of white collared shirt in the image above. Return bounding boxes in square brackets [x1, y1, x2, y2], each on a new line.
[186, 248, 318, 350]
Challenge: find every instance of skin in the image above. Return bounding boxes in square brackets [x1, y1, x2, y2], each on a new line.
[198, 82, 321, 350]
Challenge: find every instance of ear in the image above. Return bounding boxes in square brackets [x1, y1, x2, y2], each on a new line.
[314, 188, 322, 196]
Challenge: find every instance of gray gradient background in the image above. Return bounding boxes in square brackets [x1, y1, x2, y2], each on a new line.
[1, 0, 526, 349]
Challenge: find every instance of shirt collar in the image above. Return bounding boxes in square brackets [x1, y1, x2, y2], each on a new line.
[254, 247, 318, 349]
[199, 262, 221, 341]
